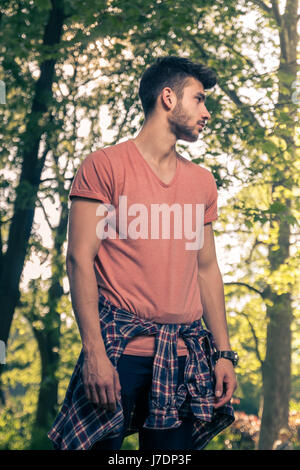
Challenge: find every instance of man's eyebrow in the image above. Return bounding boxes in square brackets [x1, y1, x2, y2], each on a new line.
[195, 92, 206, 101]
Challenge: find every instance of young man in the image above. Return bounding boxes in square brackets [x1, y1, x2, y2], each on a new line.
[48, 56, 237, 451]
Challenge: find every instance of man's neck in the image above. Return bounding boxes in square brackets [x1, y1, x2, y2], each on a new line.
[132, 125, 178, 167]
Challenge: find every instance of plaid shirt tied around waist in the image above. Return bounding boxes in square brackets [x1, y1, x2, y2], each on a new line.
[48, 293, 235, 450]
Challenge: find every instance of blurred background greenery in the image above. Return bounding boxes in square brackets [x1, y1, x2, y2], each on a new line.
[0, 0, 299, 450]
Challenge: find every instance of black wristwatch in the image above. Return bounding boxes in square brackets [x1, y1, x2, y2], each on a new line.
[212, 350, 239, 367]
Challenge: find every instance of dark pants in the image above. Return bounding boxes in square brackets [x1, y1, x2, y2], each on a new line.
[91, 354, 194, 451]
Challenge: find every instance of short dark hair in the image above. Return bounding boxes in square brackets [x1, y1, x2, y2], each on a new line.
[138, 55, 217, 119]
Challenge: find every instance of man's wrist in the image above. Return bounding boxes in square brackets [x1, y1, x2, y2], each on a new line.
[216, 346, 232, 351]
[82, 340, 107, 355]
[213, 350, 239, 367]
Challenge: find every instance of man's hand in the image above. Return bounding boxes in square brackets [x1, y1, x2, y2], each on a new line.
[82, 349, 122, 413]
[213, 358, 237, 409]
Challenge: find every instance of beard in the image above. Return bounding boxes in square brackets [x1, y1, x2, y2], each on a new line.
[167, 100, 199, 142]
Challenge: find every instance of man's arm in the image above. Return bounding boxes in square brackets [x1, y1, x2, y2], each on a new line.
[197, 222, 237, 408]
[197, 222, 231, 350]
[66, 196, 121, 412]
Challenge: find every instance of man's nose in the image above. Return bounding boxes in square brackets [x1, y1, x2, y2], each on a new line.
[201, 105, 211, 121]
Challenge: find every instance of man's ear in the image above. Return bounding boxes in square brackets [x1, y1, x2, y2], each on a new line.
[161, 87, 176, 111]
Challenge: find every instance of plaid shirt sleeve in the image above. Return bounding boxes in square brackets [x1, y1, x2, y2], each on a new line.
[47, 294, 234, 450]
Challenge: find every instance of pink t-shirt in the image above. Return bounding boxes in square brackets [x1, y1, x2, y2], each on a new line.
[69, 138, 218, 356]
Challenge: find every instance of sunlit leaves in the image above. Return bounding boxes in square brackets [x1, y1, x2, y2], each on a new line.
[0, 0, 299, 451]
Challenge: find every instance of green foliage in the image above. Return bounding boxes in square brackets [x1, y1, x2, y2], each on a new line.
[121, 433, 139, 450]
[204, 428, 241, 450]
[0, 0, 299, 451]
[0, 310, 40, 449]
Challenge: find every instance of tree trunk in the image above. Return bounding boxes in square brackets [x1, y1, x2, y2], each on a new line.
[259, 272, 293, 448]
[258, 0, 298, 449]
[32, 314, 61, 432]
[31, 195, 69, 446]
[0, 0, 65, 358]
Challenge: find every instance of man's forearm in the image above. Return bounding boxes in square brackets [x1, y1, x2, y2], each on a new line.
[197, 262, 232, 350]
[66, 256, 107, 355]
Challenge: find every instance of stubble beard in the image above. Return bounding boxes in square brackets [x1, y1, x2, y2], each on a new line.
[168, 100, 199, 142]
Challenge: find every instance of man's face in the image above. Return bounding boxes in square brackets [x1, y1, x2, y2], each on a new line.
[167, 77, 211, 142]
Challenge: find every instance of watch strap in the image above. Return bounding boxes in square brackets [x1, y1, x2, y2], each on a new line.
[213, 350, 238, 366]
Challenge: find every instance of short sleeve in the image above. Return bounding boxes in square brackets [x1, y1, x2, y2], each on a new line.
[69, 150, 114, 204]
[204, 171, 218, 224]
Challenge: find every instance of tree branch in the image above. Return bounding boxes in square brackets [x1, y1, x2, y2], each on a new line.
[246, 237, 259, 264]
[224, 281, 264, 297]
[187, 35, 266, 131]
[36, 196, 55, 231]
[40, 177, 73, 184]
[218, 82, 266, 131]
[249, 0, 283, 27]
[251, 0, 272, 14]
[239, 312, 264, 366]
[271, 0, 282, 26]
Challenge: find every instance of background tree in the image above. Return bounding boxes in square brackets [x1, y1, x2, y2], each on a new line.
[0, 0, 299, 450]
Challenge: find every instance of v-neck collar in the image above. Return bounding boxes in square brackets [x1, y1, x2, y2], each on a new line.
[129, 139, 181, 189]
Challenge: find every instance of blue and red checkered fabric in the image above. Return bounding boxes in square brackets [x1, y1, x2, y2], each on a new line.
[48, 293, 235, 450]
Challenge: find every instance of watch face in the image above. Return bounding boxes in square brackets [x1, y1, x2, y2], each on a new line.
[224, 351, 238, 365]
